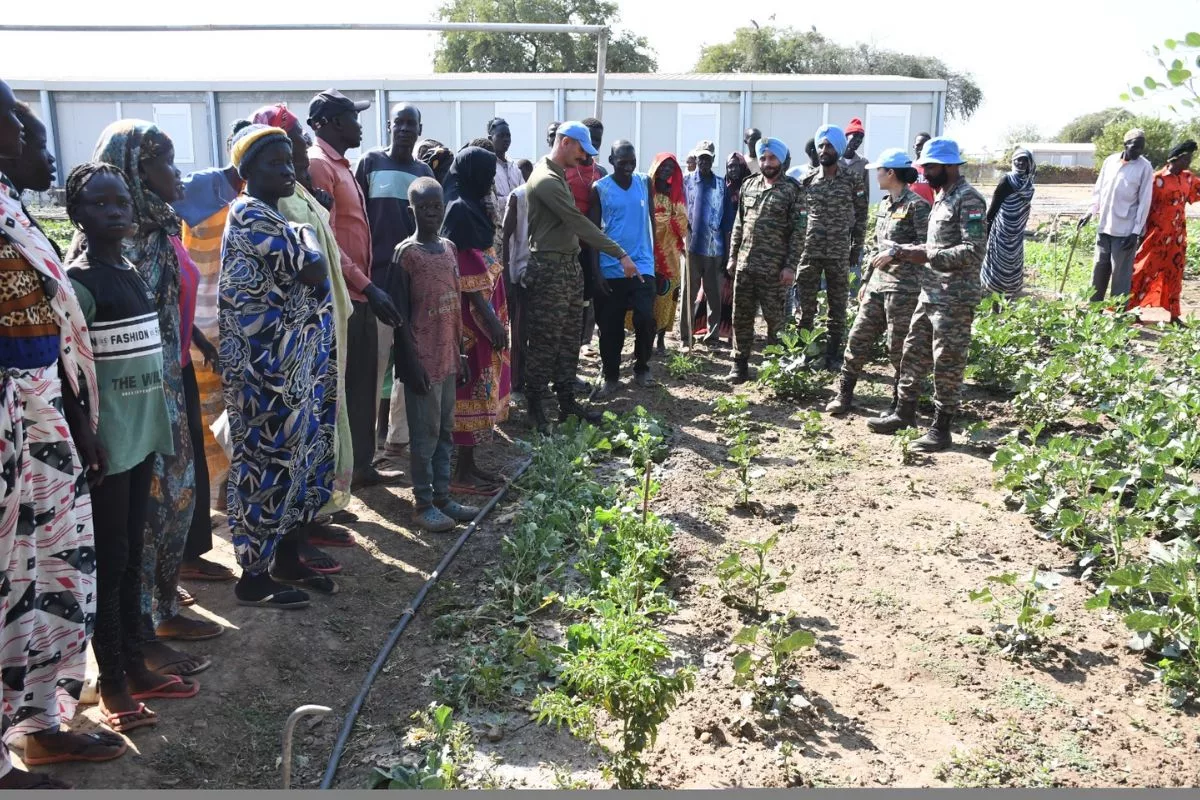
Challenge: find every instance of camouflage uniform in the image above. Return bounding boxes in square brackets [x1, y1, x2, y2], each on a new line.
[524, 252, 587, 397]
[795, 165, 869, 345]
[896, 176, 988, 413]
[729, 174, 806, 361]
[842, 187, 930, 378]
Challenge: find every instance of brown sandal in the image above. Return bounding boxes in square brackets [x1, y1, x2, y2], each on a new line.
[99, 702, 158, 734]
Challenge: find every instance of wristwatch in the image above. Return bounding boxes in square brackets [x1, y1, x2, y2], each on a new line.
[888, 245, 900, 259]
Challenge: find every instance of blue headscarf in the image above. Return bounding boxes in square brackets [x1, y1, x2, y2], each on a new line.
[755, 137, 789, 165]
[814, 125, 848, 158]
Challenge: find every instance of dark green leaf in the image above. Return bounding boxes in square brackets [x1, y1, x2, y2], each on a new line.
[1084, 590, 1112, 610]
[731, 650, 753, 674]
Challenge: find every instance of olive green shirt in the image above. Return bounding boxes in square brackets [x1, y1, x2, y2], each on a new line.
[526, 156, 626, 259]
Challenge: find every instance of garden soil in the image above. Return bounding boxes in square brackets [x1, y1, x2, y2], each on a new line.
[30, 277, 1200, 790]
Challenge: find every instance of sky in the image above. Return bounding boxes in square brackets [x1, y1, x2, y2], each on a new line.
[1, 0, 1192, 151]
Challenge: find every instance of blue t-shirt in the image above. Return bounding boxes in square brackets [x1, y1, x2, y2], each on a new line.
[595, 174, 654, 279]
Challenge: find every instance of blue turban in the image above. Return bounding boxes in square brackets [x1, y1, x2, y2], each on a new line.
[755, 137, 789, 164]
[814, 125, 848, 158]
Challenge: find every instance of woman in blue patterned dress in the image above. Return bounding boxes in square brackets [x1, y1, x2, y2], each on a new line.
[220, 124, 338, 608]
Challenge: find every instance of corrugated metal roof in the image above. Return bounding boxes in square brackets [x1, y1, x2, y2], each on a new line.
[10, 72, 945, 93]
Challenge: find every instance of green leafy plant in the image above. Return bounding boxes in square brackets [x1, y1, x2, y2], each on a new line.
[713, 395, 762, 507]
[665, 351, 702, 379]
[756, 325, 829, 400]
[716, 533, 794, 617]
[369, 704, 474, 790]
[533, 602, 696, 788]
[969, 569, 1059, 655]
[731, 612, 816, 721]
[895, 427, 922, 465]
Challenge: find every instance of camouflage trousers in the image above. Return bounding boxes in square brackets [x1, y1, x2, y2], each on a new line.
[524, 252, 585, 400]
[896, 299, 976, 414]
[796, 257, 849, 342]
[731, 267, 786, 361]
[842, 288, 919, 379]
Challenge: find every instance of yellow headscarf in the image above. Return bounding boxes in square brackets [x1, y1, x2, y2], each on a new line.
[229, 123, 290, 178]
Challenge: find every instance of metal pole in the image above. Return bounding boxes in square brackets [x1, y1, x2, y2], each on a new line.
[39, 89, 61, 188]
[594, 28, 608, 121]
[204, 91, 221, 167]
[0, 22, 605, 34]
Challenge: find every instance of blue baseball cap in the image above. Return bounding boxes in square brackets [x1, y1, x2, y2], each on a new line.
[916, 137, 965, 166]
[866, 148, 913, 170]
[557, 121, 599, 156]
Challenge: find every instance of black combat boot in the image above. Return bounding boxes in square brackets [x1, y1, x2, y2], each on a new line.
[527, 394, 551, 434]
[557, 393, 603, 424]
[725, 358, 750, 384]
[911, 408, 953, 452]
[867, 398, 917, 434]
[878, 380, 899, 419]
[824, 373, 857, 415]
[823, 336, 844, 373]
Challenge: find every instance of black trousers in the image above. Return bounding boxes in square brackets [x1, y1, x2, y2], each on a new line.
[595, 276, 655, 383]
[346, 300, 379, 471]
[92, 456, 154, 693]
[182, 362, 212, 560]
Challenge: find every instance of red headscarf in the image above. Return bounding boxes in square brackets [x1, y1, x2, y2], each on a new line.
[251, 103, 300, 133]
[650, 153, 685, 205]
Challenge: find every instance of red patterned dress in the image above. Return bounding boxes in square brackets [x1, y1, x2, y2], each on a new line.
[1128, 167, 1200, 320]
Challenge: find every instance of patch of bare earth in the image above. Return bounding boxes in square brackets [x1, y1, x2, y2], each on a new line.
[36, 276, 1200, 789]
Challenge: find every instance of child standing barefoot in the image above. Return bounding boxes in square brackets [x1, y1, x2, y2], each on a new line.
[66, 163, 198, 735]
[385, 177, 479, 532]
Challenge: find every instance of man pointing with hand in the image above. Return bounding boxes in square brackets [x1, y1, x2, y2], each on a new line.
[525, 121, 637, 432]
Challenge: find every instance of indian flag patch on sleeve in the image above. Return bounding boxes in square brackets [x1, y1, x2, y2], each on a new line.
[966, 210, 984, 237]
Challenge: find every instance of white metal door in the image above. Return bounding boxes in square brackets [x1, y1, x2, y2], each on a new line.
[677, 104, 721, 164]
[863, 104, 911, 202]
[495, 101, 538, 163]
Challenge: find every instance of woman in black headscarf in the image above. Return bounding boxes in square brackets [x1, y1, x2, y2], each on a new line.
[441, 147, 511, 494]
[417, 139, 453, 186]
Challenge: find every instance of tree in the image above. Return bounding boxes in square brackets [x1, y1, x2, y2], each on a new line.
[1092, 115, 1178, 168]
[1055, 108, 1134, 143]
[434, 0, 656, 73]
[1122, 32, 1200, 113]
[695, 26, 982, 120]
[1001, 124, 1042, 163]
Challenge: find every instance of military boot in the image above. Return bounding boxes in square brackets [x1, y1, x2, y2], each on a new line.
[557, 393, 603, 425]
[911, 408, 953, 452]
[527, 394, 551, 435]
[725, 358, 750, 384]
[824, 373, 857, 415]
[867, 398, 917, 434]
[879, 380, 899, 419]
[823, 336, 844, 373]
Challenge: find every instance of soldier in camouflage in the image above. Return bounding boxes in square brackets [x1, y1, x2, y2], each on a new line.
[524, 121, 637, 433]
[869, 137, 988, 452]
[724, 136, 806, 383]
[795, 124, 869, 371]
[827, 148, 929, 415]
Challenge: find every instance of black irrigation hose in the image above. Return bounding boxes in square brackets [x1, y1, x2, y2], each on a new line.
[319, 457, 533, 789]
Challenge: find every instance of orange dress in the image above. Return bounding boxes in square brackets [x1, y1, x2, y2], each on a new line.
[1128, 168, 1200, 319]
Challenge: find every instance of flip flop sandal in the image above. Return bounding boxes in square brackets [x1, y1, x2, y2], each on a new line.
[275, 574, 339, 595]
[179, 560, 236, 582]
[176, 586, 196, 607]
[155, 619, 224, 642]
[145, 649, 213, 677]
[99, 702, 158, 734]
[131, 674, 200, 701]
[450, 481, 502, 497]
[299, 553, 343, 575]
[236, 590, 311, 609]
[21, 731, 128, 765]
[307, 528, 356, 548]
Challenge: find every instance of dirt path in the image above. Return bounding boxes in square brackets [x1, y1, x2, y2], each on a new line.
[29, 280, 1200, 789]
